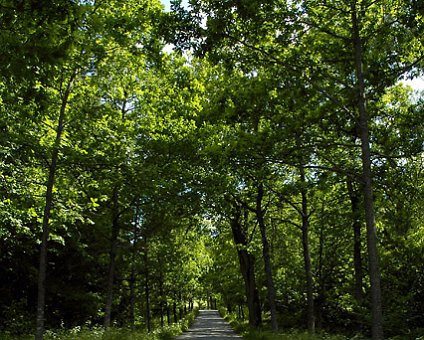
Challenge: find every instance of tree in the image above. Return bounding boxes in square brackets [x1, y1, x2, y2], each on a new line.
[228, 200, 262, 327]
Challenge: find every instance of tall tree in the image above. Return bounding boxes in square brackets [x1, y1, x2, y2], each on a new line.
[36, 68, 78, 340]
[228, 200, 262, 327]
[350, 4, 383, 337]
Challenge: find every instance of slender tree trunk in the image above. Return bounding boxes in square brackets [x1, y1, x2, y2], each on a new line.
[144, 240, 151, 332]
[256, 183, 278, 332]
[351, 3, 384, 339]
[159, 269, 164, 327]
[129, 207, 139, 329]
[129, 267, 136, 328]
[35, 73, 76, 340]
[300, 167, 315, 333]
[178, 290, 183, 320]
[316, 215, 325, 330]
[104, 187, 120, 329]
[173, 298, 177, 323]
[167, 304, 171, 325]
[347, 179, 364, 302]
[230, 203, 262, 327]
[228, 303, 233, 313]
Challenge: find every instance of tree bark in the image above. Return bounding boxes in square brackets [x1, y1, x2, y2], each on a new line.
[129, 263, 136, 329]
[159, 268, 164, 327]
[178, 290, 183, 320]
[229, 203, 262, 327]
[167, 304, 171, 325]
[35, 73, 76, 340]
[129, 206, 140, 329]
[351, 3, 384, 339]
[173, 299, 177, 323]
[103, 187, 120, 329]
[347, 179, 363, 303]
[316, 213, 325, 330]
[300, 167, 315, 333]
[144, 240, 151, 332]
[256, 183, 278, 332]
[130, 206, 140, 328]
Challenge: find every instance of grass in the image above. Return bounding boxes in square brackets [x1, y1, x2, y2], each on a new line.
[0, 309, 198, 340]
[240, 329, 364, 340]
[218, 308, 368, 340]
[240, 330, 424, 340]
[221, 310, 424, 340]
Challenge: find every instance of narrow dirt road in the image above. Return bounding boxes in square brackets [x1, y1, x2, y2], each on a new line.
[176, 310, 242, 339]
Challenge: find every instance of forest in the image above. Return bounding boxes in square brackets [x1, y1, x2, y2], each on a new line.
[0, 0, 423, 339]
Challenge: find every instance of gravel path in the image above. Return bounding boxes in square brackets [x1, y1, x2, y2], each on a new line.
[176, 310, 242, 339]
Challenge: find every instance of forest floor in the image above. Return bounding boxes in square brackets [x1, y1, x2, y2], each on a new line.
[176, 309, 242, 339]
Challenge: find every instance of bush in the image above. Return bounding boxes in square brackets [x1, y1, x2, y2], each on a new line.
[0, 299, 34, 336]
[218, 310, 362, 340]
[1, 308, 200, 340]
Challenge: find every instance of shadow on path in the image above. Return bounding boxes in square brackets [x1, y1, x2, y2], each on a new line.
[176, 310, 242, 339]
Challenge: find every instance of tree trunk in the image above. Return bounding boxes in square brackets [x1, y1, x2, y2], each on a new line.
[316, 214, 325, 330]
[227, 303, 233, 313]
[160, 303, 164, 327]
[178, 290, 183, 320]
[230, 203, 262, 327]
[129, 266, 136, 329]
[300, 167, 315, 333]
[144, 241, 151, 332]
[129, 207, 139, 329]
[173, 298, 177, 323]
[256, 183, 278, 332]
[103, 187, 120, 329]
[159, 269, 164, 328]
[347, 179, 363, 303]
[167, 304, 171, 325]
[351, 3, 384, 339]
[35, 73, 76, 340]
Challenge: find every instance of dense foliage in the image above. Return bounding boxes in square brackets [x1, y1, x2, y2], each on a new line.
[1, 0, 423, 339]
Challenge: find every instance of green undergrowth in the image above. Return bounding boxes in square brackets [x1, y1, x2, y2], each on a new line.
[218, 308, 367, 340]
[0, 309, 198, 340]
[239, 328, 365, 340]
[219, 308, 424, 340]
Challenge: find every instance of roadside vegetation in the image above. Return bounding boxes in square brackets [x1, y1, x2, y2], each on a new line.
[219, 308, 423, 340]
[0, 309, 198, 340]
